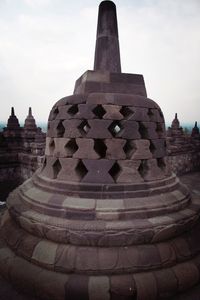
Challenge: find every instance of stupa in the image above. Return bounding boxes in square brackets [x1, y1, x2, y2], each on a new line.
[1, 1, 200, 299]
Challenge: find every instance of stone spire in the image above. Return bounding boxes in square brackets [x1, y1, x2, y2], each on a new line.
[24, 107, 37, 131]
[191, 121, 200, 138]
[94, 0, 121, 73]
[171, 112, 180, 129]
[6, 107, 20, 130]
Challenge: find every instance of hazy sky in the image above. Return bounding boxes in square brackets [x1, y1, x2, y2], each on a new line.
[0, 0, 200, 126]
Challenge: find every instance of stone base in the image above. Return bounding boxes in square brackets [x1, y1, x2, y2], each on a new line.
[1, 234, 200, 300]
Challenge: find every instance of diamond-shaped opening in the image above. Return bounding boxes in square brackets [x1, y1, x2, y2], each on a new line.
[56, 121, 65, 137]
[139, 122, 148, 139]
[52, 159, 62, 179]
[92, 105, 106, 119]
[75, 160, 88, 180]
[78, 120, 91, 136]
[120, 106, 134, 119]
[94, 139, 107, 158]
[41, 157, 47, 171]
[47, 122, 50, 131]
[147, 108, 154, 120]
[149, 141, 156, 154]
[109, 162, 121, 182]
[49, 139, 55, 155]
[68, 105, 78, 116]
[53, 107, 59, 119]
[157, 158, 166, 171]
[138, 160, 148, 178]
[108, 121, 123, 137]
[123, 140, 135, 158]
[156, 123, 164, 133]
[65, 139, 78, 156]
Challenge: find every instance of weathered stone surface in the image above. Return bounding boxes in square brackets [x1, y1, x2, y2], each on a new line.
[1, 1, 200, 300]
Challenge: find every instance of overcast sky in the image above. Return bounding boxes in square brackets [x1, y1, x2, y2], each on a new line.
[0, 0, 200, 126]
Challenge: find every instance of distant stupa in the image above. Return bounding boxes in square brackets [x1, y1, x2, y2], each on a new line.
[1, 1, 200, 300]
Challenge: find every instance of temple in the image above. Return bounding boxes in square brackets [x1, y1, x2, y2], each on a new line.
[0, 1, 200, 299]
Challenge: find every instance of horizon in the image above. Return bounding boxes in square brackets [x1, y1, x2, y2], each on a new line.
[0, 0, 200, 124]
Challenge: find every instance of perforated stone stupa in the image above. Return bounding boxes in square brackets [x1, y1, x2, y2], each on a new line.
[1, 1, 200, 299]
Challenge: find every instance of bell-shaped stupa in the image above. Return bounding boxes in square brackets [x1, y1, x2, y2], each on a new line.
[1, 1, 200, 299]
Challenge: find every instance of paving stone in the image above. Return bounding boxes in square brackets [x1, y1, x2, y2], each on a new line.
[134, 272, 157, 300]
[173, 262, 199, 292]
[88, 276, 110, 300]
[32, 240, 57, 267]
[55, 244, 76, 272]
[154, 268, 178, 298]
[65, 275, 89, 300]
[110, 275, 136, 298]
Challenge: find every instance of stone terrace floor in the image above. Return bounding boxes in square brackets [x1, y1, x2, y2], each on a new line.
[0, 171, 199, 300]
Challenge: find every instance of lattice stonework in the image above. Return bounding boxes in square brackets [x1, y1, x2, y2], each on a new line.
[43, 94, 167, 183]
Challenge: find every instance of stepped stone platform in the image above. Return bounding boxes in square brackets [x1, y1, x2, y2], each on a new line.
[0, 172, 200, 300]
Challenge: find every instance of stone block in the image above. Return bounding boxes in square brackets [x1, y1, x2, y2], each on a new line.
[118, 120, 140, 139]
[150, 139, 166, 158]
[110, 275, 136, 298]
[46, 120, 62, 137]
[171, 237, 191, 262]
[117, 160, 143, 183]
[17, 234, 41, 261]
[103, 104, 123, 120]
[66, 275, 89, 300]
[87, 119, 113, 138]
[54, 137, 78, 157]
[73, 138, 99, 159]
[134, 272, 157, 300]
[45, 137, 54, 156]
[156, 122, 166, 138]
[81, 159, 115, 183]
[88, 276, 110, 300]
[156, 243, 176, 267]
[154, 269, 178, 298]
[130, 140, 152, 159]
[57, 158, 83, 182]
[76, 247, 99, 272]
[63, 119, 84, 138]
[137, 244, 161, 269]
[55, 105, 72, 119]
[35, 268, 68, 300]
[87, 92, 115, 105]
[105, 139, 126, 159]
[140, 159, 165, 181]
[173, 262, 199, 292]
[127, 107, 149, 122]
[139, 122, 158, 139]
[41, 156, 61, 179]
[32, 240, 57, 268]
[148, 108, 164, 122]
[76, 104, 96, 119]
[55, 244, 76, 272]
[9, 256, 40, 296]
